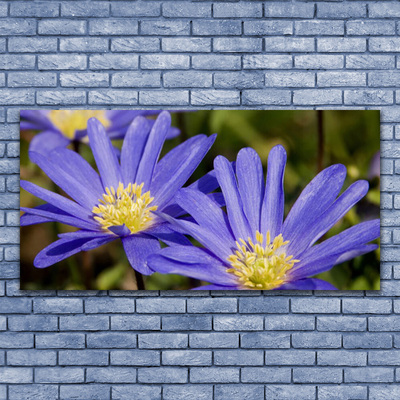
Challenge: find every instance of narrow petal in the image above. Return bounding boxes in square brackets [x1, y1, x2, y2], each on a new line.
[120, 116, 151, 185]
[283, 164, 347, 242]
[146, 223, 192, 246]
[29, 131, 70, 155]
[260, 145, 287, 238]
[289, 180, 369, 257]
[135, 111, 171, 191]
[20, 110, 54, 130]
[108, 224, 131, 237]
[122, 234, 160, 275]
[20, 204, 56, 226]
[87, 117, 122, 190]
[278, 278, 337, 290]
[214, 155, 251, 241]
[237, 147, 264, 235]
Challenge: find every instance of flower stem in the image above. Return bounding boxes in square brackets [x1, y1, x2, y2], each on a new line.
[317, 110, 324, 173]
[134, 270, 145, 290]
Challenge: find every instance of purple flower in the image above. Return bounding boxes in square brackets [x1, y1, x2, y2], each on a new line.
[148, 145, 380, 290]
[20, 111, 216, 275]
[20, 110, 181, 155]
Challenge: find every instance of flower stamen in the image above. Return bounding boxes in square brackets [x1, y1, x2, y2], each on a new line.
[227, 230, 299, 290]
[92, 182, 157, 235]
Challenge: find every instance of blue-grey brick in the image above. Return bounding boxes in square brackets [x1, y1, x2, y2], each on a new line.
[214, 384, 264, 399]
[193, 20, 241, 36]
[162, 350, 211, 366]
[38, 54, 86, 70]
[295, 20, 344, 35]
[296, 55, 344, 69]
[239, 297, 289, 313]
[10, 2, 59, 17]
[0, 367, 32, 383]
[60, 385, 110, 400]
[192, 55, 241, 70]
[8, 315, 57, 331]
[369, 316, 400, 331]
[87, 367, 136, 383]
[0, 55, 35, 70]
[60, 38, 108, 53]
[214, 3, 262, 18]
[60, 72, 109, 88]
[111, 315, 160, 331]
[7, 175, 20, 190]
[0, 73, 4, 87]
[344, 333, 392, 349]
[318, 385, 367, 400]
[39, 19, 85, 35]
[163, 2, 210, 18]
[90, 54, 138, 70]
[214, 315, 263, 331]
[0, 3, 6, 17]
[265, 385, 315, 400]
[317, 316, 366, 331]
[112, 2, 160, 17]
[0, 332, 33, 348]
[371, 386, 400, 400]
[265, 350, 315, 365]
[9, 385, 58, 400]
[292, 298, 341, 313]
[345, 89, 393, 105]
[345, 367, 393, 383]
[369, 71, 400, 87]
[62, 2, 109, 17]
[265, 2, 314, 18]
[111, 38, 159, 52]
[60, 315, 109, 331]
[265, 315, 314, 331]
[244, 21, 292, 36]
[0, 297, 31, 313]
[6, 143, 19, 158]
[214, 350, 263, 366]
[294, 367, 342, 383]
[89, 19, 138, 35]
[112, 385, 161, 400]
[317, 3, 366, 18]
[369, 2, 400, 18]
[136, 298, 185, 313]
[163, 385, 211, 400]
[0, 315, 5, 330]
[318, 350, 366, 366]
[294, 89, 342, 105]
[190, 332, 238, 348]
[318, 72, 366, 87]
[162, 38, 210, 53]
[163, 71, 211, 88]
[241, 332, 290, 349]
[187, 298, 237, 313]
[59, 350, 109, 366]
[37, 90, 86, 105]
[36, 333, 85, 349]
[0, 19, 36, 35]
[214, 38, 262, 53]
[87, 332, 136, 349]
[9, 37, 57, 53]
[8, 72, 57, 88]
[0, 262, 19, 278]
[347, 20, 395, 36]
[190, 367, 239, 383]
[8, 349, 56, 366]
[243, 89, 291, 105]
[346, 55, 395, 69]
[370, 38, 400, 53]
[85, 298, 135, 313]
[89, 90, 138, 105]
[141, 54, 189, 70]
[191, 90, 240, 106]
[265, 72, 314, 88]
[139, 90, 188, 106]
[34, 298, 83, 314]
[138, 367, 187, 383]
[343, 299, 392, 314]
[292, 333, 341, 349]
[242, 367, 291, 383]
[0, 160, 19, 174]
[139, 333, 187, 349]
[318, 38, 366, 53]
[266, 38, 314, 54]
[112, 71, 159, 88]
[141, 20, 189, 36]
[369, 350, 400, 366]
[35, 367, 84, 383]
[110, 350, 159, 366]
[162, 315, 211, 331]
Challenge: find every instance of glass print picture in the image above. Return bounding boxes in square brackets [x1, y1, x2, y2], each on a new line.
[20, 110, 380, 291]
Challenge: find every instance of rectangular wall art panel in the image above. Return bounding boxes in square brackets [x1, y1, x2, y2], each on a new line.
[20, 110, 380, 291]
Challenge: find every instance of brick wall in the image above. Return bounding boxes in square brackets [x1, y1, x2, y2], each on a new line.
[0, 1, 399, 399]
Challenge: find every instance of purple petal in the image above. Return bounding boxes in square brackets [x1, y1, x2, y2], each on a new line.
[87, 117, 122, 190]
[261, 145, 287, 239]
[193, 284, 238, 290]
[20, 110, 54, 130]
[20, 204, 56, 226]
[278, 278, 337, 290]
[214, 155, 251, 241]
[146, 223, 192, 246]
[29, 131, 70, 155]
[108, 224, 131, 237]
[237, 147, 264, 236]
[122, 234, 160, 275]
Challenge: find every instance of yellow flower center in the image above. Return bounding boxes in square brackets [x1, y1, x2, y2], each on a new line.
[48, 110, 111, 139]
[92, 182, 157, 235]
[227, 231, 299, 290]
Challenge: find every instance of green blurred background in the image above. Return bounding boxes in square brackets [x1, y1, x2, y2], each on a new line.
[20, 110, 380, 290]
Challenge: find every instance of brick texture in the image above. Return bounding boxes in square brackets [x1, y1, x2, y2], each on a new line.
[0, 0, 398, 398]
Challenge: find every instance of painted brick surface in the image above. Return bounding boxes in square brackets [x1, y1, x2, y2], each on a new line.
[0, 0, 398, 398]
